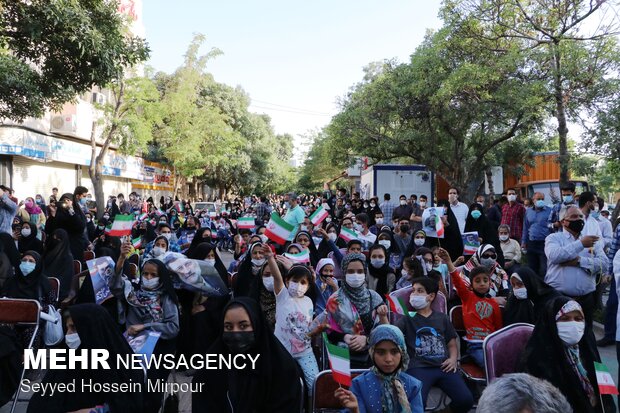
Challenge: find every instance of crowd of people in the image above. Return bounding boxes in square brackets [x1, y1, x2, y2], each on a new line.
[0, 181, 619, 412]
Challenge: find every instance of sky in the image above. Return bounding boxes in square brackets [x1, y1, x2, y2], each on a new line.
[142, 1, 443, 159]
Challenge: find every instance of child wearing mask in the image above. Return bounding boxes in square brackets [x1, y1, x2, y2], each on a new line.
[396, 256, 424, 290]
[315, 258, 338, 314]
[439, 248, 502, 368]
[396, 278, 474, 413]
[266, 246, 319, 395]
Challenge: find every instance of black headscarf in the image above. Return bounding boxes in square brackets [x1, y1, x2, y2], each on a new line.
[17, 224, 43, 255]
[139, 258, 179, 305]
[192, 297, 302, 413]
[26, 304, 144, 413]
[185, 228, 214, 258]
[42, 229, 74, 301]
[185, 242, 229, 288]
[464, 203, 504, 266]
[0, 233, 18, 289]
[367, 244, 392, 297]
[375, 229, 402, 256]
[234, 242, 264, 297]
[425, 200, 463, 261]
[521, 296, 602, 413]
[2, 250, 50, 300]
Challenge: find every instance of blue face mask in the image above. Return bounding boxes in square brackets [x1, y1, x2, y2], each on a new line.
[19, 261, 36, 276]
[535, 200, 546, 209]
[79, 197, 87, 205]
[471, 210, 482, 220]
[592, 211, 600, 219]
[563, 195, 573, 204]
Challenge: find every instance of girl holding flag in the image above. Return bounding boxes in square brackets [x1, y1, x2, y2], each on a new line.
[264, 245, 319, 395]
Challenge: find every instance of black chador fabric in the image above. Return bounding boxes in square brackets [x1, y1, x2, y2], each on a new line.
[192, 297, 302, 413]
[1, 251, 50, 300]
[27, 304, 144, 413]
[43, 229, 74, 300]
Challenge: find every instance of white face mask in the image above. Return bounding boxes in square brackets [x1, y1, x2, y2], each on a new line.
[262, 276, 275, 292]
[345, 273, 366, 288]
[300, 225, 309, 232]
[370, 258, 385, 268]
[287, 281, 308, 298]
[375, 218, 384, 225]
[425, 262, 433, 272]
[204, 258, 216, 267]
[161, 233, 172, 240]
[142, 277, 160, 290]
[513, 287, 528, 300]
[370, 203, 376, 208]
[21, 228, 31, 237]
[400, 200, 407, 206]
[410, 295, 429, 310]
[259, 234, 268, 243]
[65, 333, 81, 349]
[378, 240, 391, 249]
[354, 223, 363, 232]
[401, 269, 409, 279]
[499, 235, 509, 242]
[326, 217, 332, 223]
[507, 194, 517, 202]
[419, 201, 427, 207]
[556, 321, 585, 346]
[252, 258, 266, 267]
[448, 194, 458, 203]
[152, 246, 166, 257]
[414, 238, 425, 246]
[327, 233, 338, 242]
[480, 257, 496, 267]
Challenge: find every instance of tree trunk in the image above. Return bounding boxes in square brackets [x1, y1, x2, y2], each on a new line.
[553, 43, 570, 186]
[485, 168, 495, 201]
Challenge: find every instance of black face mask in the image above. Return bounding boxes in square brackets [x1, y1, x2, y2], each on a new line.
[222, 331, 256, 353]
[400, 225, 410, 233]
[567, 219, 585, 234]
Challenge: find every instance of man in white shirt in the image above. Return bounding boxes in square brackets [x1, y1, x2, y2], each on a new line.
[354, 213, 377, 250]
[594, 197, 613, 250]
[578, 192, 602, 239]
[448, 188, 468, 234]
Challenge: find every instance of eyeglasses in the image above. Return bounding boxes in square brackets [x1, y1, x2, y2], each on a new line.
[481, 253, 497, 259]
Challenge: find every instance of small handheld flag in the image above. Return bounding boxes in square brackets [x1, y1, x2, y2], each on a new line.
[238, 217, 256, 230]
[131, 237, 142, 249]
[323, 333, 351, 387]
[284, 249, 310, 264]
[310, 204, 329, 226]
[265, 212, 295, 245]
[339, 227, 358, 243]
[435, 214, 444, 238]
[595, 362, 619, 395]
[386, 294, 412, 316]
[106, 215, 133, 237]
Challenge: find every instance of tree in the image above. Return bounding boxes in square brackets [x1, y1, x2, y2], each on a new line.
[446, 0, 620, 185]
[328, 20, 547, 202]
[0, 0, 148, 121]
[297, 129, 347, 192]
[89, 76, 161, 217]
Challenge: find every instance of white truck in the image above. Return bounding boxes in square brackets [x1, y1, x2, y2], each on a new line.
[360, 164, 435, 204]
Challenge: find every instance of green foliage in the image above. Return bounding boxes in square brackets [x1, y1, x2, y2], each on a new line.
[0, 0, 149, 121]
[297, 129, 347, 193]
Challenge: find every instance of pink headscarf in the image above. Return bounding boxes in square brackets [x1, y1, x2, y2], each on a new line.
[24, 197, 42, 215]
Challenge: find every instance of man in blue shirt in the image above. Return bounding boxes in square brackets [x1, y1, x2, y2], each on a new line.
[545, 205, 607, 331]
[283, 192, 305, 241]
[522, 192, 551, 278]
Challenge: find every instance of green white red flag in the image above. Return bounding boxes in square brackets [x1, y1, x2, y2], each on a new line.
[284, 249, 310, 263]
[386, 294, 411, 316]
[323, 333, 351, 387]
[339, 227, 358, 242]
[265, 212, 295, 245]
[238, 217, 256, 229]
[310, 204, 329, 226]
[132, 237, 142, 249]
[106, 215, 134, 237]
[595, 362, 619, 395]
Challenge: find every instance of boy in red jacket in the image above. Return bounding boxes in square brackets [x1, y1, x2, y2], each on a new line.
[438, 248, 503, 368]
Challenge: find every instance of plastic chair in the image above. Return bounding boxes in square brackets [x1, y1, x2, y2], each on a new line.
[483, 323, 534, 383]
[449, 305, 486, 383]
[83, 250, 95, 262]
[312, 369, 366, 412]
[73, 259, 82, 275]
[48, 277, 60, 306]
[0, 298, 41, 413]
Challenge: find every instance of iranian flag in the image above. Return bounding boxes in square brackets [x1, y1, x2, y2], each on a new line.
[284, 249, 310, 263]
[131, 237, 142, 249]
[107, 215, 134, 237]
[174, 202, 184, 212]
[386, 294, 411, 316]
[323, 333, 351, 387]
[209, 211, 217, 218]
[138, 212, 148, 221]
[310, 204, 329, 226]
[238, 217, 256, 229]
[339, 227, 358, 242]
[435, 214, 445, 238]
[265, 212, 295, 245]
[595, 362, 619, 395]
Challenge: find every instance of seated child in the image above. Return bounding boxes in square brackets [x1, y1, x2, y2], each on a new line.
[396, 256, 424, 290]
[396, 278, 474, 412]
[335, 325, 424, 413]
[438, 248, 502, 368]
